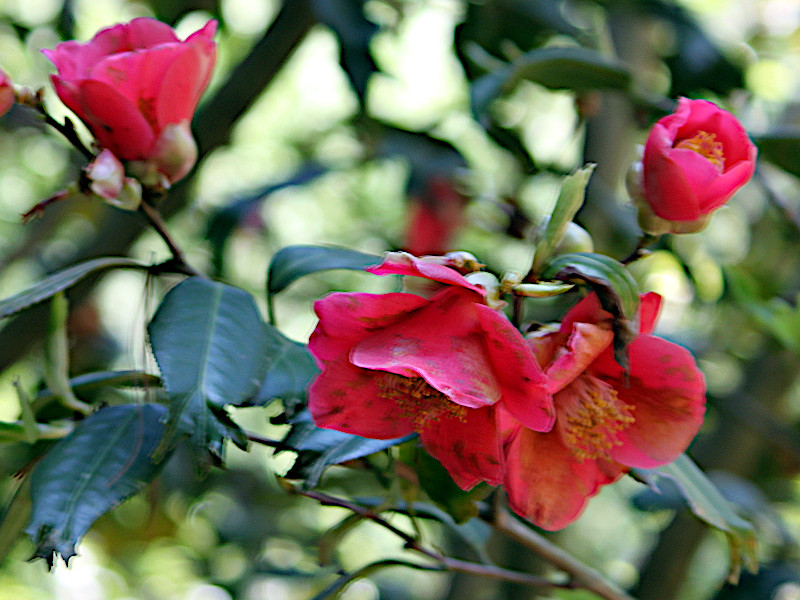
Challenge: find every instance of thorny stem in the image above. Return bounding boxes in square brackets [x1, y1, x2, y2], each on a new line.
[139, 201, 204, 278]
[292, 487, 579, 594]
[489, 506, 638, 600]
[621, 233, 657, 265]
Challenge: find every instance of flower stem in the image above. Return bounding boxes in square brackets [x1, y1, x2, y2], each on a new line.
[490, 506, 638, 600]
[621, 233, 658, 265]
[293, 487, 580, 594]
[139, 200, 204, 278]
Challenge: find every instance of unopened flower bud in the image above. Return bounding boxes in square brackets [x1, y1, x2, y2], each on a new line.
[85, 149, 143, 210]
[86, 150, 124, 200]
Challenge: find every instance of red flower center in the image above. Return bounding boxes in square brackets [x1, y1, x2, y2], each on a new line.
[560, 375, 635, 461]
[378, 373, 466, 428]
[674, 130, 725, 172]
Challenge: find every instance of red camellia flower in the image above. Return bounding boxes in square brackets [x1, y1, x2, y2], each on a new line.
[502, 292, 706, 530]
[635, 97, 756, 234]
[0, 68, 14, 117]
[308, 252, 555, 489]
[43, 18, 217, 187]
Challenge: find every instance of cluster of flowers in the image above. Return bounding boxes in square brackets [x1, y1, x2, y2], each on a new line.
[307, 253, 708, 529]
[0, 15, 758, 530]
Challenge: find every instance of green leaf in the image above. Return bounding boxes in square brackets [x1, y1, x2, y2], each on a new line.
[25, 404, 170, 566]
[472, 46, 631, 117]
[251, 327, 319, 407]
[755, 128, 800, 179]
[632, 454, 758, 583]
[531, 165, 596, 274]
[148, 278, 273, 469]
[267, 245, 381, 296]
[283, 410, 415, 488]
[0, 257, 147, 320]
[542, 252, 640, 368]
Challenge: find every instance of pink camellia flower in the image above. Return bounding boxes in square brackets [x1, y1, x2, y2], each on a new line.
[0, 68, 14, 117]
[43, 18, 217, 187]
[308, 252, 555, 490]
[634, 97, 756, 235]
[502, 292, 706, 530]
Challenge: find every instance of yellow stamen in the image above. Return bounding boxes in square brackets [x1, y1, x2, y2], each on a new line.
[675, 130, 725, 172]
[378, 373, 466, 428]
[561, 376, 635, 461]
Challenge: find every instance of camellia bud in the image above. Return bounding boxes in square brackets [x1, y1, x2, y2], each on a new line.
[0, 68, 14, 117]
[85, 150, 124, 200]
[84, 149, 142, 210]
[634, 98, 756, 235]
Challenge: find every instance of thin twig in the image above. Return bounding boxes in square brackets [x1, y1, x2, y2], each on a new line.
[245, 431, 295, 451]
[139, 201, 204, 278]
[293, 487, 577, 593]
[490, 507, 638, 600]
[42, 114, 94, 160]
[621, 233, 657, 265]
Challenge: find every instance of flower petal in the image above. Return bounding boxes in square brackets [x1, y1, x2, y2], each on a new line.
[70, 79, 156, 159]
[367, 252, 484, 295]
[546, 322, 613, 394]
[419, 406, 503, 489]
[604, 335, 706, 468]
[155, 21, 217, 128]
[477, 304, 555, 431]
[504, 426, 624, 530]
[308, 357, 415, 439]
[309, 292, 428, 364]
[352, 287, 502, 408]
[638, 292, 661, 335]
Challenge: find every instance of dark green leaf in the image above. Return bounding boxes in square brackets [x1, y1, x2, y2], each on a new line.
[25, 404, 170, 566]
[632, 454, 758, 583]
[283, 410, 415, 488]
[755, 128, 800, 179]
[267, 245, 381, 296]
[148, 278, 272, 468]
[472, 46, 631, 117]
[542, 252, 639, 368]
[0, 257, 147, 320]
[251, 327, 319, 407]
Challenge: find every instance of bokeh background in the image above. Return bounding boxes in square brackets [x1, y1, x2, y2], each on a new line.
[2, 0, 800, 598]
